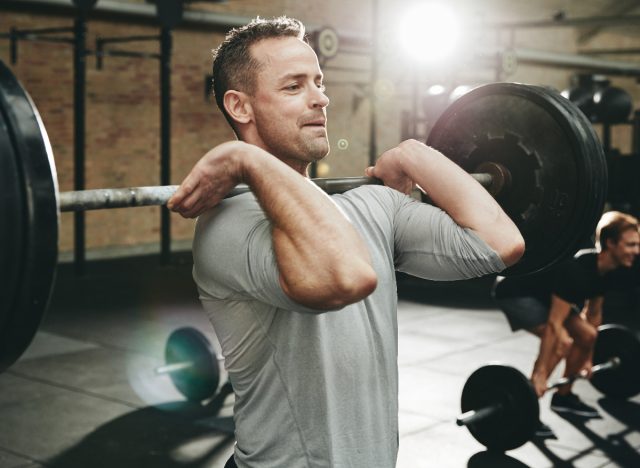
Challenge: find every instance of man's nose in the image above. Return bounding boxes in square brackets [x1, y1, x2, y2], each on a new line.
[310, 87, 330, 108]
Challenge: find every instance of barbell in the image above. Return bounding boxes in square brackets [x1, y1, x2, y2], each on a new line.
[0, 58, 607, 373]
[155, 327, 223, 402]
[456, 324, 640, 452]
[155, 327, 235, 432]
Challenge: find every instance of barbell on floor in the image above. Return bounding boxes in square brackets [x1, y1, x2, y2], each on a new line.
[0, 58, 608, 373]
[155, 327, 224, 402]
[456, 324, 640, 452]
[155, 327, 235, 434]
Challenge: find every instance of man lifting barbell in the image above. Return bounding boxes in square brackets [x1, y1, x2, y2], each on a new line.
[166, 16, 523, 468]
[0, 13, 612, 467]
[493, 210, 640, 436]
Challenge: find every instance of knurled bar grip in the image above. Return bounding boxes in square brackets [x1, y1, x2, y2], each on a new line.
[58, 173, 495, 212]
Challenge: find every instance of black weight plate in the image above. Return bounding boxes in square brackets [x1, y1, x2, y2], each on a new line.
[513, 88, 597, 264]
[0, 60, 59, 373]
[428, 83, 607, 276]
[591, 324, 640, 399]
[0, 97, 25, 341]
[165, 327, 219, 402]
[545, 89, 607, 256]
[461, 364, 539, 451]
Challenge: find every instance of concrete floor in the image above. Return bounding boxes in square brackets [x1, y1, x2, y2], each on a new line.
[1, 255, 639, 468]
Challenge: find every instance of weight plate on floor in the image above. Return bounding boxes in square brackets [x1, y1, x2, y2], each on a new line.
[0, 60, 59, 373]
[461, 364, 539, 451]
[591, 324, 640, 399]
[165, 327, 220, 402]
[427, 83, 607, 276]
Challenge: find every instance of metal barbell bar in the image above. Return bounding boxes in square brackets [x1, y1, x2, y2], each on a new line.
[57, 173, 497, 212]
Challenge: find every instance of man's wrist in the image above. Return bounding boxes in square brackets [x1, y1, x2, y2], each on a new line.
[234, 142, 265, 185]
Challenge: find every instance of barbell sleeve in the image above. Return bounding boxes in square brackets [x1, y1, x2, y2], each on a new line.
[58, 173, 495, 212]
[547, 357, 621, 390]
[456, 403, 503, 427]
[155, 361, 194, 375]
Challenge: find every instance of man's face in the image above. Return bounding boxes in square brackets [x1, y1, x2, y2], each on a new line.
[247, 37, 330, 170]
[609, 228, 640, 268]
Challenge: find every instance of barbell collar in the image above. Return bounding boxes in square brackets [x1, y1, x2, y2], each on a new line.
[456, 403, 503, 427]
[155, 356, 226, 375]
[155, 361, 194, 375]
[474, 162, 511, 196]
[58, 173, 495, 212]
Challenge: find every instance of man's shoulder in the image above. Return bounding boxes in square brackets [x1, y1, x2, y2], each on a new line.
[574, 248, 598, 262]
[194, 192, 265, 234]
[334, 184, 417, 208]
[564, 249, 598, 276]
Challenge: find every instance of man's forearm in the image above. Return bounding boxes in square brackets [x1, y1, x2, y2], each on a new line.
[242, 148, 377, 310]
[397, 141, 524, 266]
[585, 297, 603, 328]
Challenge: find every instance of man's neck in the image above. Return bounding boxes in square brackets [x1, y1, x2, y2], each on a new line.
[239, 135, 310, 177]
[597, 250, 619, 274]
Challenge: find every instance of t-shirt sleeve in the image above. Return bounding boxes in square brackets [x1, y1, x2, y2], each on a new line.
[191, 194, 324, 314]
[390, 191, 506, 280]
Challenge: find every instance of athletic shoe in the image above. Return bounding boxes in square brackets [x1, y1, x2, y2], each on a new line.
[550, 392, 600, 417]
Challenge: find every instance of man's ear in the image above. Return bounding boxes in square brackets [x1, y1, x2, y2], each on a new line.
[224, 90, 253, 124]
[605, 237, 616, 251]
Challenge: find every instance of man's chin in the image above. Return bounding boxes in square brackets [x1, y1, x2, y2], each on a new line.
[307, 142, 330, 161]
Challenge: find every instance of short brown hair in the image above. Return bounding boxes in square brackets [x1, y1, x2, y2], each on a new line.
[211, 16, 306, 132]
[596, 210, 639, 250]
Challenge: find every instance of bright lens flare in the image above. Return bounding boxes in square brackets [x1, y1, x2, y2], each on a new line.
[397, 4, 460, 64]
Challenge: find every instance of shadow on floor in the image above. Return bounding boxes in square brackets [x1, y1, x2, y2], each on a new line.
[599, 395, 640, 428]
[45, 401, 233, 468]
[467, 451, 529, 468]
[530, 398, 640, 467]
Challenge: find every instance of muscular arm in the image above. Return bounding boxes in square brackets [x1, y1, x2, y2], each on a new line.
[530, 294, 573, 396]
[584, 296, 603, 328]
[365, 139, 524, 266]
[582, 296, 603, 373]
[169, 141, 377, 310]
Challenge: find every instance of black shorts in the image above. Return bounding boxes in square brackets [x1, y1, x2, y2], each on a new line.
[495, 296, 581, 332]
[495, 296, 550, 331]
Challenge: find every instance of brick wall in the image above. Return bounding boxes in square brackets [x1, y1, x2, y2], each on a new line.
[1, 1, 638, 258]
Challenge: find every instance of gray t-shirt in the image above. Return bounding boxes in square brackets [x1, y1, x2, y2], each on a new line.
[192, 185, 505, 468]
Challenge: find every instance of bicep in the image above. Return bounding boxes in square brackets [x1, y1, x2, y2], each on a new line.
[586, 296, 603, 322]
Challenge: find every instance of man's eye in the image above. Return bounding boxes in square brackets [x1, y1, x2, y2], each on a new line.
[317, 84, 326, 92]
[286, 84, 300, 90]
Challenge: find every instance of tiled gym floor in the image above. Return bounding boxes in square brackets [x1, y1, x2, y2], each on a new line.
[1, 255, 639, 468]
